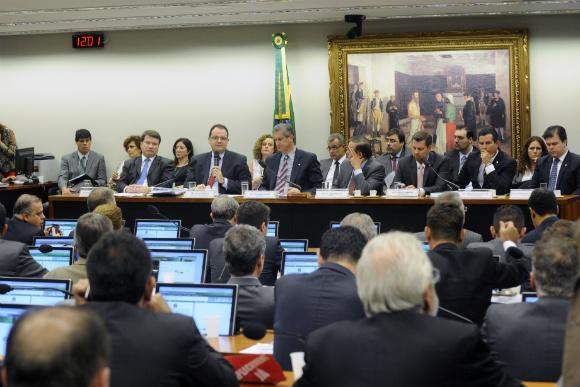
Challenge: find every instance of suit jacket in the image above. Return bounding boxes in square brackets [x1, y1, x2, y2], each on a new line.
[456, 149, 516, 195]
[445, 148, 481, 182]
[116, 155, 174, 192]
[189, 219, 233, 251]
[273, 262, 365, 370]
[428, 243, 529, 325]
[43, 258, 87, 284]
[184, 150, 250, 194]
[563, 278, 580, 386]
[319, 158, 352, 189]
[4, 217, 43, 246]
[482, 297, 569, 382]
[207, 236, 282, 286]
[84, 301, 237, 387]
[352, 157, 386, 195]
[527, 152, 580, 195]
[58, 151, 107, 190]
[393, 152, 449, 194]
[415, 228, 483, 248]
[295, 311, 520, 387]
[467, 238, 535, 264]
[521, 216, 559, 244]
[261, 149, 323, 194]
[376, 147, 410, 176]
[0, 239, 47, 277]
[227, 276, 274, 331]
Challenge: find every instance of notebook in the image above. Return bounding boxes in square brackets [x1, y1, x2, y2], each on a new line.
[281, 252, 318, 275]
[28, 247, 74, 271]
[134, 219, 181, 239]
[0, 277, 71, 306]
[279, 239, 309, 252]
[149, 249, 207, 284]
[42, 219, 77, 237]
[143, 238, 195, 250]
[267, 221, 279, 237]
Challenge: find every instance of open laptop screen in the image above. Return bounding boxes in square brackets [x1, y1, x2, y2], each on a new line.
[28, 247, 73, 271]
[143, 238, 195, 250]
[33, 237, 75, 248]
[281, 252, 318, 275]
[156, 283, 237, 336]
[267, 221, 279, 237]
[330, 221, 381, 234]
[134, 219, 181, 239]
[0, 305, 30, 357]
[149, 249, 207, 284]
[0, 277, 71, 306]
[279, 239, 308, 252]
[42, 219, 77, 237]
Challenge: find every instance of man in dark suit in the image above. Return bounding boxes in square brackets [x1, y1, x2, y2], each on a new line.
[224, 224, 274, 331]
[488, 90, 507, 142]
[456, 127, 517, 195]
[261, 123, 323, 194]
[0, 202, 47, 277]
[346, 136, 385, 196]
[4, 194, 45, 246]
[377, 128, 409, 178]
[80, 232, 237, 387]
[116, 130, 174, 193]
[184, 124, 250, 194]
[483, 223, 577, 382]
[462, 92, 477, 136]
[393, 131, 449, 196]
[207, 201, 282, 286]
[445, 127, 479, 182]
[526, 125, 580, 195]
[296, 232, 518, 387]
[426, 203, 529, 325]
[521, 188, 559, 244]
[189, 196, 238, 251]
[58, 129, 107, 194]
[319, 133, 352, 189]
[274, 226, 366, 370]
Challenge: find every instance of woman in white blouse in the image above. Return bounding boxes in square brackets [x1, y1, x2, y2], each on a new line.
[514, 135, 548, 184]
[250, 134, 276, 189]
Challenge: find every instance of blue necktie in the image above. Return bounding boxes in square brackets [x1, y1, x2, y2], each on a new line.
[136, 158, 150, 185]
[548, 158, 559, 191]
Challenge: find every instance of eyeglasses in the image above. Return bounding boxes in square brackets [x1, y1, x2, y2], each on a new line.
[327, 145, 344, 150]
[210, 136, 228, 141]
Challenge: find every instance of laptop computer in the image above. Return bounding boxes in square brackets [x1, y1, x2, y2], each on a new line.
[267, 221, 279, 238]
[279, 239, 309, 252]
[28, 247, 74, 271]
[0, 277, 71, 306]
[329, 221, 381, 234]
[156, 283, 238, 336]
[0, 305, 31, 357]
[281, 251, 319, 275]
[134, 219, 181, 239]
[33, 236, 75, 248]
[42, 219, 77, 237]
[143, 238, 195, 250]
[149, 249, 207, 284]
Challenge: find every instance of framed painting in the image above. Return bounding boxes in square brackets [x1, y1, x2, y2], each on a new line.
[328, 30, 530, 158]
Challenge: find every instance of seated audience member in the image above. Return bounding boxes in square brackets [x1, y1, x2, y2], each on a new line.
[116, 130, 174, 193]
[392, 131, 449, 196]
[0, 202, 47, 277]
[426, 204, 529, 324]
[274, 226, 366, 370]
[320, 133, 352, 189]
[58, 129, 107, 194]
[0, 122, 17, 178]
[468, 205, 533, 262]
[377, 128, 409, 186]
[444, 127, 478, 182]
[109, 135, 141, 188]
[224, 225, 274, 330]
[562, 221, 580, 385]
[415, 192, 483, 247]
[184, 124, 250, 194]
[339, 212, 377, 241]
[3, 307, 110, 387]
[87, 187, 116, 212]
[44, 213, 113, 283]
[93, 203, 124, 231]
[250, 134, 276, 189]
[483, 227, 578, 382]
[190, 196, 238, 251]
[346, 136, 385, 195]
[208, 201, 282, 285]
[172, 137, 194, 186]
[4, 194, 44, 245]
[261, 123, 323, 194]
[521, 188, 559, 244]
[514, 136, 548, 184]
[455, 127, 517, 195]
[80, 232, 238, 387]
[296, 232, 518, 387]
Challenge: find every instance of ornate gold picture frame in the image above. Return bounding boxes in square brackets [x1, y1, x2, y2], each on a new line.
[328, 30, 530, 158]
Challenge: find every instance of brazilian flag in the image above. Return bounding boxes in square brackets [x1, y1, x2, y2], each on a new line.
[272, 32, 296, 140]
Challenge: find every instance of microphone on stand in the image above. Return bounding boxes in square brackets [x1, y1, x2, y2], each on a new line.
[261, 164, 302, 191]
[146, 205, 192, 234]
[0, 283, 76, 298]
[424, 160, 460, 191]
[243, 322, 306, 343]
[151, 177, 177, 188]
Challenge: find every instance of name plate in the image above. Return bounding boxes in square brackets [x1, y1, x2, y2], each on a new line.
[183, 190, 217, 198]
[386, 189, 419, 198]
[78, 187, 98, 197]
[315, 189, 350, 199]
[243, 190, 279, 199]
[509, 189, 534, 199]
[458, 189, 495, 199]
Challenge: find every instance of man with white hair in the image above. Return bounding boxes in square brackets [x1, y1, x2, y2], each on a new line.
[339, 212, 377, 241]
[296, 232, 519, 387]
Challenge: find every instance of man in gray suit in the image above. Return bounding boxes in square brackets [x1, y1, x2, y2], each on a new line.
[319, 133, 352, 189]
[346, 136, 385, 196]
[58, 129, 107, 194]
[482, 225, 578, 382]
[377, 128, 409, 188]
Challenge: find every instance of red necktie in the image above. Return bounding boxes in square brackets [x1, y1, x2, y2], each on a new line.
[207, 154, 220, 187]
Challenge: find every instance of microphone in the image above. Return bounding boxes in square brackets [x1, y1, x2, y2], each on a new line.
[424, 160, 460, 191]
[0, 283, 76, 298]
[38, 244, 54, 253]
[243, 323, 306, 343]
[261, 164, 303, 191]
[437, 306, 473, 324]
[151, 177, 177, 188]
[146, 205, 192, 234]
[506, 246, 524, 259]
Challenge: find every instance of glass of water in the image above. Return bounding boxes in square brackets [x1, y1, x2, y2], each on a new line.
[539, 183, 548, 190]
[187, 181, 197, 191]
[241, 181, 249, 195]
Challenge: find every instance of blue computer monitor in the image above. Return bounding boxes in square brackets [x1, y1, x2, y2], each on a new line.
[33, 236, 75, 248]
[42, 219, 77, 237]
[28, 247, 73, 271]
[281, 252, 318, 275]
[156, 283, 238, 336]
[0, 305, 30, 357]
[0, 277, 71, 306]
[279, 239, 309, 252]
[330, 221, 381, 234]
[149, 249, 207, 284]
[267, 221, 279, 237]
[522, 292, 539, 303]
[134, 219, 181, 239]
[143, 238, 195, 250]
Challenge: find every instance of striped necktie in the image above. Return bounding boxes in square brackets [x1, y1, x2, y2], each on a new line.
[548, 158, 560, 191]
[275, 155, 290, 194]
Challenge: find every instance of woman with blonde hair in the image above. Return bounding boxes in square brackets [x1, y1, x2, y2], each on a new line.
[250, 134, 276, 189]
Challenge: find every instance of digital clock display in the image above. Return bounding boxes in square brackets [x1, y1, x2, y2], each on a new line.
[72, 33, 105, 49]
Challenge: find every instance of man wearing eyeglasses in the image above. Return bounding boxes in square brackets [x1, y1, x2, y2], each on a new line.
[319, 133, 353, 189]
[184, 124, 250, 194]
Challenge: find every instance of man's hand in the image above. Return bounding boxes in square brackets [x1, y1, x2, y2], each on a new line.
[144, 293, 171, 313]
[211, 167, 225, 184]
[71, 279, 90, 305]
[499, 220, 519, 243]
[287, 187, 301, 195]
[126, 185, 150, 194]
[61, 187, 72, 195]
[111, 171, 119, 181]
[481, 150, 492, 166]
[348, 145, 363, 170]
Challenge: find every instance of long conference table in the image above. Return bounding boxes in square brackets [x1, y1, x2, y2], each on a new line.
[48, 194, 580, 246]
